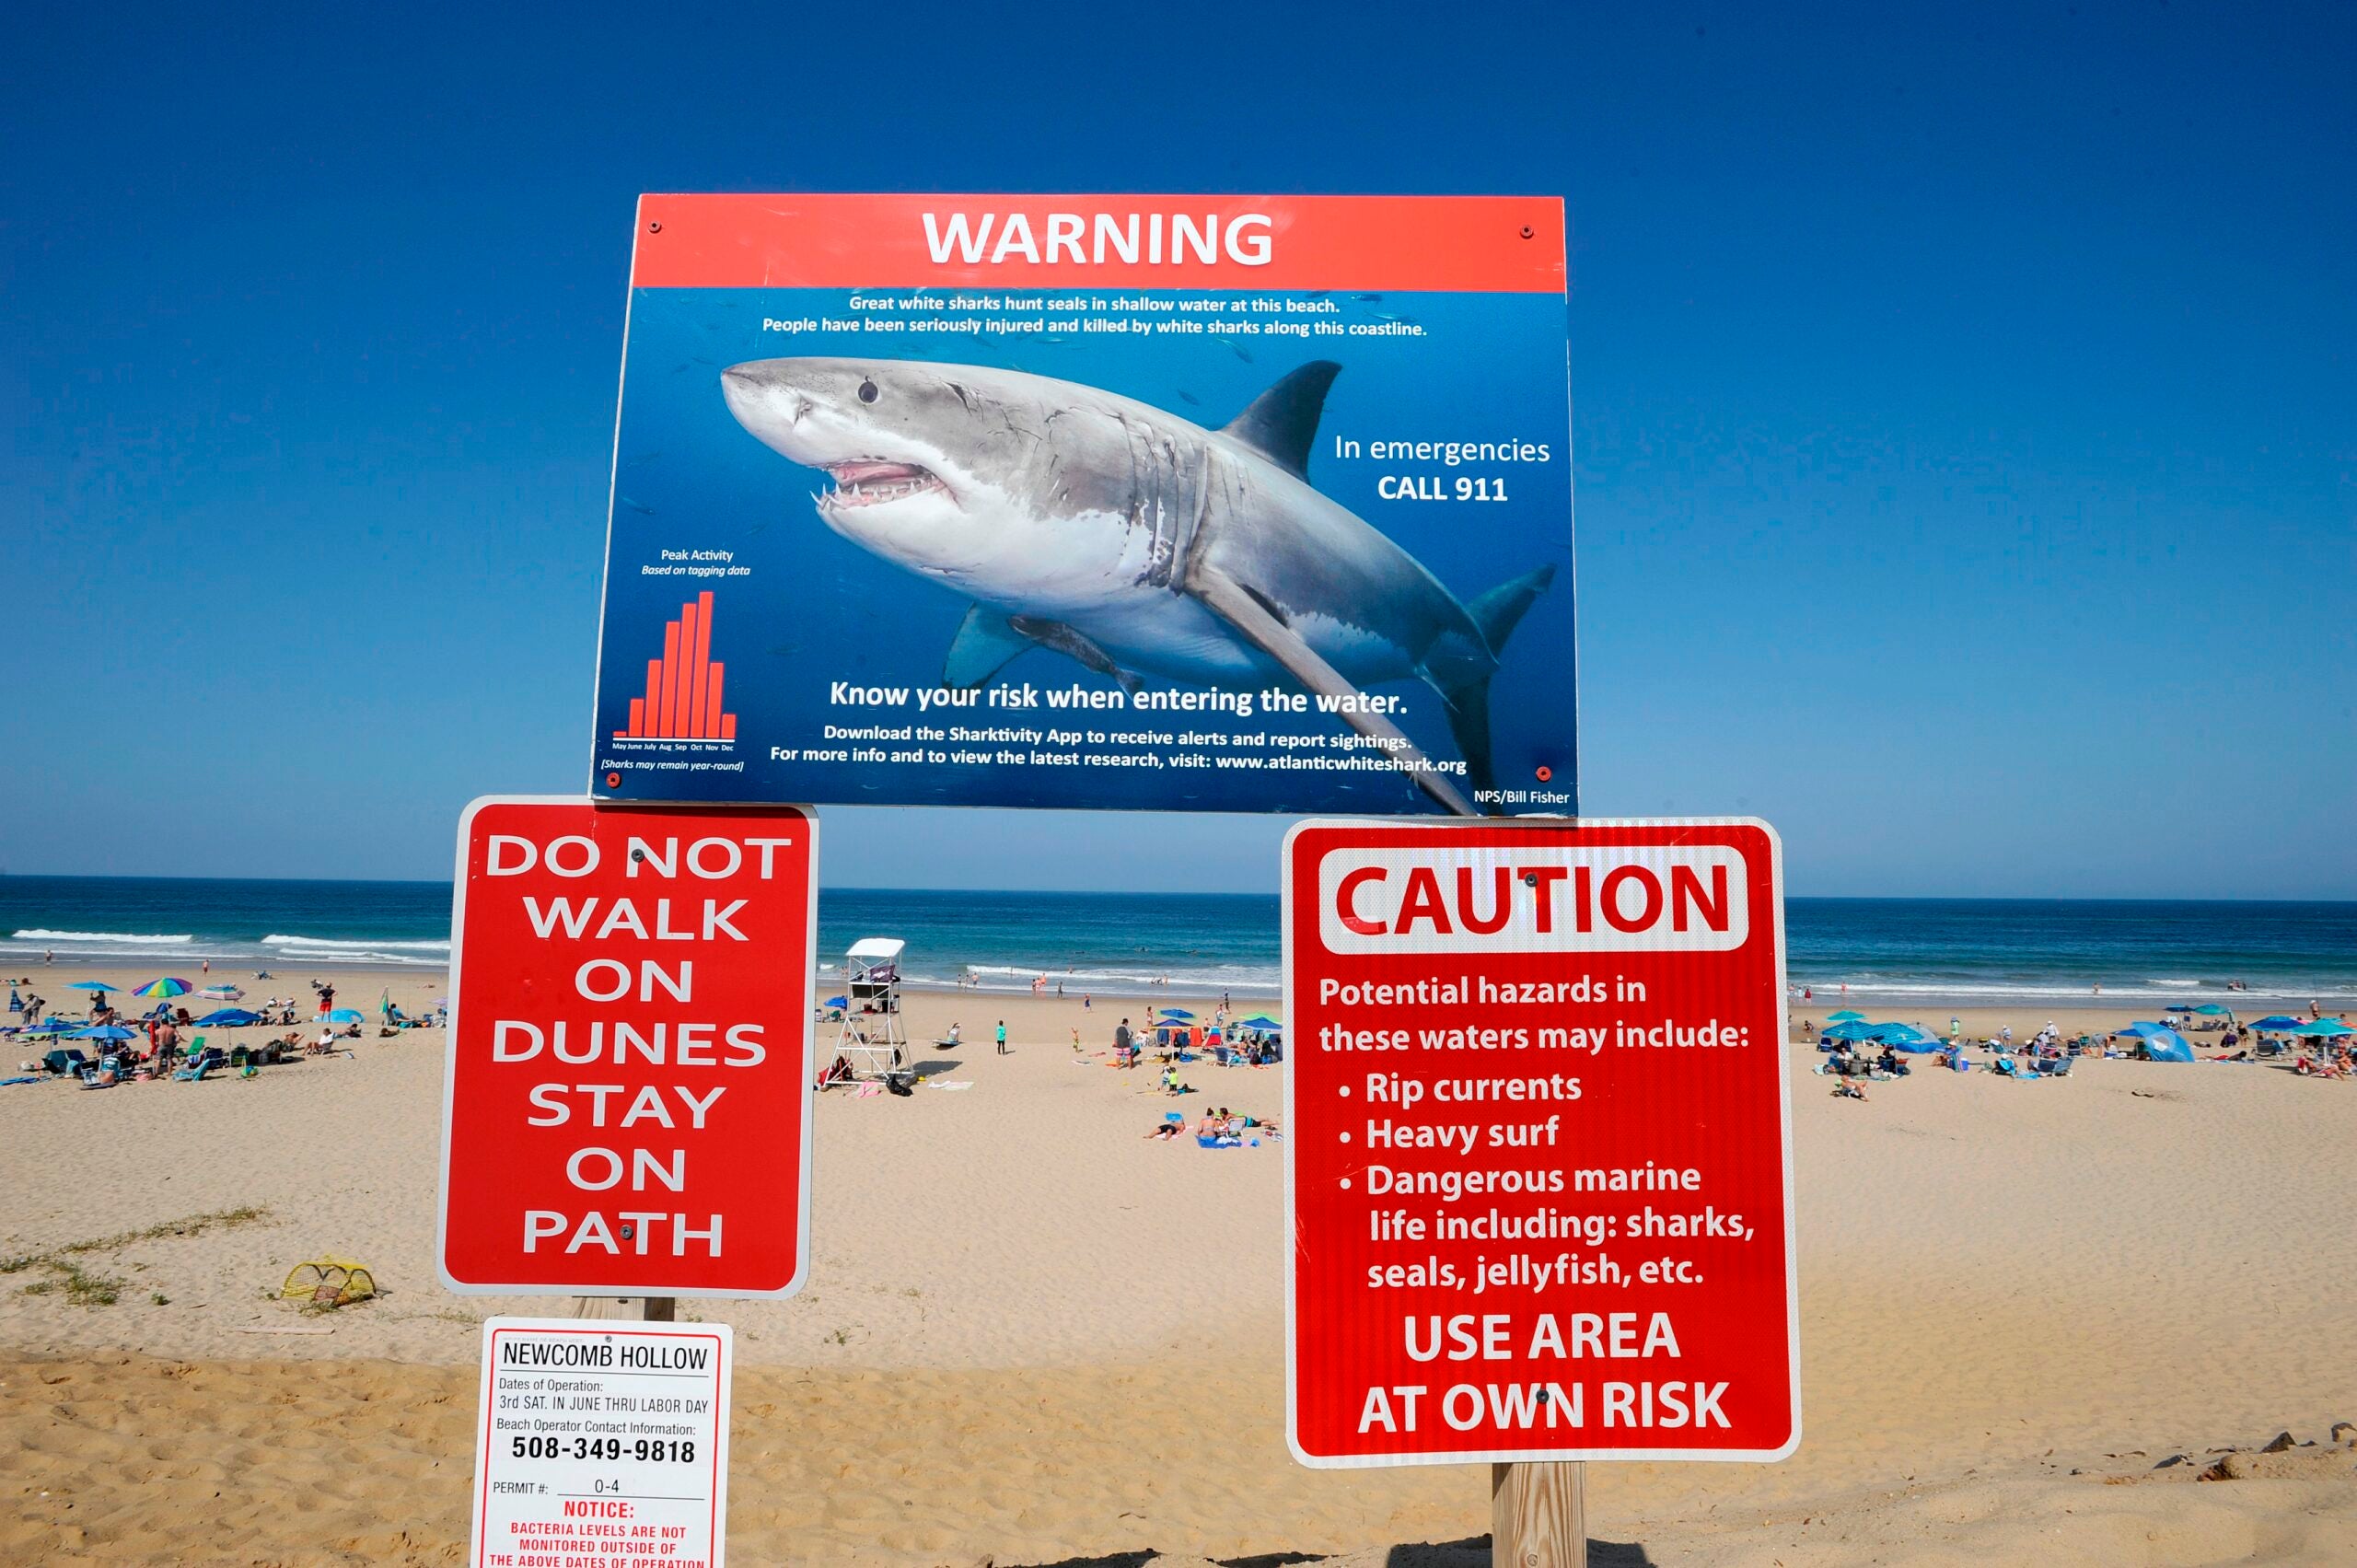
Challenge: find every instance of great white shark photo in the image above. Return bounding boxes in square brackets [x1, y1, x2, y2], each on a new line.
[719, 355, 1555, 816]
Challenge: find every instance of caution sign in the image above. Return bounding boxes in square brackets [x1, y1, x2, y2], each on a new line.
[438, 797, 817, 1297]
[470, 1317, 732, 1568]
[1283, 819, 1797, 1466]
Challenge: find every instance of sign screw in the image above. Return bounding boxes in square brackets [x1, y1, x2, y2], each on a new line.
[648, 220, 663, 233]
[1520, 226, 1534, 239]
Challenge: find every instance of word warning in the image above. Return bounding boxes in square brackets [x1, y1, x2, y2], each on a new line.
[470, 1317, 732, 1568]
[438, 797, 817, 1296]
[1283, 818, 1798, 1466]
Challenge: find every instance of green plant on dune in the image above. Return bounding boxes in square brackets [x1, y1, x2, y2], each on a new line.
[2, 1205, 273, 1309]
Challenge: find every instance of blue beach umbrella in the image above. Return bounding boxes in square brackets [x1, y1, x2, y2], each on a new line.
[1236, 1015, 1283, 1030]
[194, 1008, 261, 1027]
[2140, 1027, 2195, 1063]
[2295, 1018, 2353, 1038]
[68, 981, 116, 993]
[1156, 1008, 1197, 1020]
[1821, 1021, 1879, 1041]
[2190, 1004, 2231, 1016]
[2248, 1016, 2306, 1030]
[1869, 1022, 1942, 1051]
[1824, 1009, 1867, 1023]
[2114, 1022, 2167, 1038]
[68, 1025, 138, 1041]
[823, 995, 847, 1010]
[22, 1018, 74, 1036]
[322, 1007, 365, 1024]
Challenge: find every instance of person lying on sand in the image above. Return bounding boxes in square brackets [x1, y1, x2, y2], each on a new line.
[1145, 1120, 1186, 1140]
[1833, 1078, 1869, 1101]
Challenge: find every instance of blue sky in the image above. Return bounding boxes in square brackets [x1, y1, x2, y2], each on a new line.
[3, 2, 2350, 897]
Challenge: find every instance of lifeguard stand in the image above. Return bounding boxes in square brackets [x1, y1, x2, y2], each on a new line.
[831, 936, 907, 1079]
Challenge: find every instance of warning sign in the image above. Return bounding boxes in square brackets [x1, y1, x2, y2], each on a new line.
[470, 1317, 731, 1568]
[1283, 818, 1798, 1466]
[437, 797, 817, 1297]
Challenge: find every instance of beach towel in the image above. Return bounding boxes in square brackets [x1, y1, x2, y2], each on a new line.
[929, 1080, 974, 1090]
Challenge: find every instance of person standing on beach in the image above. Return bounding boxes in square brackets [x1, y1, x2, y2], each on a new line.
[1114, 1017, 1133, 1067]
[995, 1020, 1007, 1055]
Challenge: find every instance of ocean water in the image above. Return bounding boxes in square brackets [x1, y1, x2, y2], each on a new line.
[1, 877, 2351, 1006]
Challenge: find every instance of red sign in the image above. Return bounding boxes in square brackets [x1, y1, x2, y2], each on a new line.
[631, 193, 1565, 294]
[437, 797, 817, 1297]
[1283, 819, 1797, 1466]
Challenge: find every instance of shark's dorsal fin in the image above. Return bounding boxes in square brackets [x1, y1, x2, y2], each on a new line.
[1219, 361, 1341, 481]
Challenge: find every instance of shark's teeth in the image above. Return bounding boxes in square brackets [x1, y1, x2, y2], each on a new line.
[825, 471, 948, 508]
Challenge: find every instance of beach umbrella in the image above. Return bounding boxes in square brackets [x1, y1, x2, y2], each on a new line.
[2294, 1018, 2354, 1038]
[1236, 1015, 1283, 1029]
[2140, 1027, 2196, 1063]
[1821, 1021, 1879, 1041]
[2248, 1016, 2306, 1030]
[194, 1008, 261, 1027]
[67, 1025, 138, 1041]
[1825, 1009, 1867, 1023]
[22, 1018, 73, 1036]
[134, 978, 193, 998]
[195, 984, 241, 1001]
[1868, 1022, 1942, 1051]
[67, 981, 115, 993]
[323, 1007, 365, 1024]
[1156, 1007, 1197, 1020]
[823, 995, 847, 1010]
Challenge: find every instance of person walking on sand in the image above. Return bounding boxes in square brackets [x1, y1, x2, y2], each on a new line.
[1114, 1017, 1134, 1067]
[995, 1020, 1007, 1055]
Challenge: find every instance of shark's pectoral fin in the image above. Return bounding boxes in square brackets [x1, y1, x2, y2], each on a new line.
[1009, 616, 1144, 694]
[1186, 563, 1481, 818]
[944, 605, 1034, 689]
[946, 604, 1144, 693]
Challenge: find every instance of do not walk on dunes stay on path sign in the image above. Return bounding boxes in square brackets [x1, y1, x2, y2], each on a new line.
[438, 797, 818, 1300]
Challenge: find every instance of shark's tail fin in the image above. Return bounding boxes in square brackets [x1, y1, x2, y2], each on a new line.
[1426, 564, 1558, 807]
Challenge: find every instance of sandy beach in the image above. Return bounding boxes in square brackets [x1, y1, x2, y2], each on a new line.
[5, 961, 2355, 1565]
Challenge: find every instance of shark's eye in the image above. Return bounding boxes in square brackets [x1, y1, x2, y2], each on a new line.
[857, 377, 878, 404]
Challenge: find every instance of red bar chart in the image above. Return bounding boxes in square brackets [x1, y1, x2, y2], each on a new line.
[615, 591, 736, 739]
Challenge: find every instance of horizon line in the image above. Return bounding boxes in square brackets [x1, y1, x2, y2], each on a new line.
[0, 870, 2351, 907]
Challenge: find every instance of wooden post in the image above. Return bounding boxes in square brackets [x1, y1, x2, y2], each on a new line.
[568, 1296, 678, 1322]
[1492, 1460, 1585, 1568]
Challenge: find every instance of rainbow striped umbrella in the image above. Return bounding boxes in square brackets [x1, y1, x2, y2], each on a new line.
[134, 978, 194, 998]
